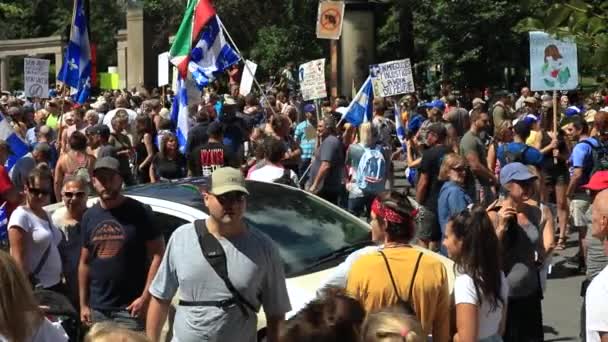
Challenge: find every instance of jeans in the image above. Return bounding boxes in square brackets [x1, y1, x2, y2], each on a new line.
[92, 308, 144, 331]
[298, 158, 312, 185]
[348, 195, 374, 218]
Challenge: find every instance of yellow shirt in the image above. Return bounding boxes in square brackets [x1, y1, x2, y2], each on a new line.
[346, 247, 450, 342]
[526, 130, 542, 148]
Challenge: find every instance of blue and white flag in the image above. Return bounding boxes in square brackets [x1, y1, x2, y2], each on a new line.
[341, 76, 373, 127]
[0, 114, 29, 170]
[0, 202, 7, 242]
[57, 0, 91, 104]
[394, 103, 406, 150]
[188, 16, 240, 90]
[170, 74, 189, 153]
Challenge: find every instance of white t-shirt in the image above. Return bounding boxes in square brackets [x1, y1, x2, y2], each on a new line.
[586, 265, 608, 342]
[102, 108, 137, 130]
[8, 206, 63, 288]
[248, 164, 298, 186]
[454, 272, 509, 339]
[0, 318, 68, 342]
[319, 245, 380, 290]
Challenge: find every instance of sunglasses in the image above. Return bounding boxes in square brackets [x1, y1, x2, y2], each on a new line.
[28, 188, 51, 196]
[63, 191, 86, 199]
[212, 192, 247, 204]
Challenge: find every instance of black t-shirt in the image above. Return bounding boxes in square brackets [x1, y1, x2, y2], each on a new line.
[153, 153, 186, 180]
[188, 141, 238, 177]
[81, 197, 161, 310]
[419, 145, 451, 210]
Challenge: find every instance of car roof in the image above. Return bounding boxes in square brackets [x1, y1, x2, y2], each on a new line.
[124, 177, 209, 210]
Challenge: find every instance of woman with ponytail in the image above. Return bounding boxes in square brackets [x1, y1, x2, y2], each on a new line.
[346, 191, 450, 342]
[443, 205, 508, 342]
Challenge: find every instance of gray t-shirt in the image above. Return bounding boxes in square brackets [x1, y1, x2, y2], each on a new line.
[149, 223, 291, 342]
[97, 144, 118, 159]
[307, 135, 344, 192]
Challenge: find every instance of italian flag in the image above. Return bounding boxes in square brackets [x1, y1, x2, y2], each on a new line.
[169, 0, 216, 78]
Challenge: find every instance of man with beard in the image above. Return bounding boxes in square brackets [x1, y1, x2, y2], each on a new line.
[78, 157, 165, 331]
[146, 167, 290, 342]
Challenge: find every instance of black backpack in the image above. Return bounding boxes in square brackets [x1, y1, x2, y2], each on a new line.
[580, 137, 608, 175]
[503, 144, 530, 165]
[274, 168, 298, 187]
[378, 250, 423, 316]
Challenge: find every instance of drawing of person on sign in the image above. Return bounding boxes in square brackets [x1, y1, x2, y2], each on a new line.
[542, 44, 571, 88]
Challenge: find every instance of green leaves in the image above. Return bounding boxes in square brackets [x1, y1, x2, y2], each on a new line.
[545, 5, 572, 29]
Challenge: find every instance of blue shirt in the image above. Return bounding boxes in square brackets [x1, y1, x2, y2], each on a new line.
[294, 120, 316, 160]
[569, 137, 596, 191]
[497, 142, 543, 168]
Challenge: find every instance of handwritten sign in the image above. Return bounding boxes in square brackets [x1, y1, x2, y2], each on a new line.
[369, 59, 415, 98]
[299, 58, 327, 101]
[529, 31, 578, 91]
[24, 58, 50, 98]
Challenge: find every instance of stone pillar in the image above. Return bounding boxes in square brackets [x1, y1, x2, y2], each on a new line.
[340, 8, 375, 96]
[0, 57, 8, 91]
[55, 51, 63, 78]
[126, 6, 145, 90]
[116, 29, 128, 89]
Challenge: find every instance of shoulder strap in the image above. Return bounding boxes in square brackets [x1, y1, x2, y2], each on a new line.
[379, 250, 403, 302]
[32, 244, 51, 277]
[408, 252, 424, 301]
[193, 220, 256, 316]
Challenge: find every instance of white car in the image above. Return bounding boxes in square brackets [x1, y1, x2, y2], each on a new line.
[47, 178, 454, 340]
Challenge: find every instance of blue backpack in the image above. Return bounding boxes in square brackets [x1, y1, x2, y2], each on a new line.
[356, 147, 387, 194]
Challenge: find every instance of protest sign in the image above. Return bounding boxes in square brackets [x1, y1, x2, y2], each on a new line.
[299, 58, 327, 101]
[369, 59, 415, 98]
[158, 52, 170, 87]
[24, 58, 50, 98]
[99, 73, 120, 90]
[316, 1, 345, 40]
[529, 31, 578, 91]
[239, 60, 257, 96]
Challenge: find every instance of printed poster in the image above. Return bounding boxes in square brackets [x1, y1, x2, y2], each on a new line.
[299, 58, 327, 101]
[529, 31, 578, 91]
[369, 59, 415, 97]
[316, 1, 345, 40]
[24, 58, 50, 98]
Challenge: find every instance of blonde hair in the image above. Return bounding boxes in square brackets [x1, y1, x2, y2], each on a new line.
[361, 307, 425, 342]
[85, 322, 151, 342]
[359, 122, 373, 147]
[0, 250, 43, 342]
[438, 153, 467, 181]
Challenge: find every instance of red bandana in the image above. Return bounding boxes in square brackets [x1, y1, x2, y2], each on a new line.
[371, 198, 418, 224]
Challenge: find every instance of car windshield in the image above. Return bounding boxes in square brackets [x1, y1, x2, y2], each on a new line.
[130, 180, 371, 277]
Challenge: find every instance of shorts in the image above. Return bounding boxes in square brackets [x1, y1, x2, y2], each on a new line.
[415, 206, 441, 242]
[543, 166, 570, 186]
[570, 198, 591, 228]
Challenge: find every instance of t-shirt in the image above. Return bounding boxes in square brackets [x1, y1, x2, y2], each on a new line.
[109, 133, 133, 178]
[455, 272, 509, 339]
[0, 318, 69, 342]
[294, 120, 316, 160]
[45, 114, 60, 130]
[586, 266, 608, 342]
[569, 137, 596, 193]
[460, 131, 490, 186]
[248, 164, 298, 185]
[97, 144, 118, 159]
[149, 223, 292, 342]
[419, 145, 451, 210]
[102, 108, 137, 129]
[497, 142, 544, 168]
[346, 247, 450, 341]
[81, 197, 161, 310]
[10, 153, 36, 191]
[8, 206, 63, 288]
[188, 141, 238, 177]
[153, 154, 186, 180]
[372, 115, 394, 147]
[53, 208, 83, 307]
[320, 245, 380, 290]
[307, 135, 345, 192]
[446, 107, 470, 137]
[345, 143, 367, 198]
[186, 123, 209, 159]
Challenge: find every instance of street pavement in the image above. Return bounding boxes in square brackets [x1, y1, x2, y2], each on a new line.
[392, 161, 585, 341]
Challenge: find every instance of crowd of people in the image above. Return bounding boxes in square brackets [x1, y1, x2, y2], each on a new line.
[0, 64, 608, 342]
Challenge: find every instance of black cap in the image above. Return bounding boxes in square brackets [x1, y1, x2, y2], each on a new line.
[94, 157, 120, 173]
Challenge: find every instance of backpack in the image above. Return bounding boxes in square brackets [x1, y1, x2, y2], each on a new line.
[356, 147, 387, 194]
[503, 144, 530, 166]
[581, 137, 608, 175]
[274, 168, 297, 187]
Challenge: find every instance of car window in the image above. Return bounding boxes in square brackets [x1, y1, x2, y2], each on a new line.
[153, 211, 188, 242]
[244, 182, 370, 277]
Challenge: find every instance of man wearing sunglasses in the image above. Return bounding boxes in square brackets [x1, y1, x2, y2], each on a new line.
[78, 157, 165, 331]
[147, 167, 290, 342]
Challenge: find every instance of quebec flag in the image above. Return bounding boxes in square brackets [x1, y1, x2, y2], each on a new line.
[57, 0, 91, 104]
[0, 202, 6, 242]
[170, 75, 189, 153]
[0, 114, 29, 170]
[394, 103, 406, 149]
[341, 76, 373, 127]
[188, 16, 240, 89]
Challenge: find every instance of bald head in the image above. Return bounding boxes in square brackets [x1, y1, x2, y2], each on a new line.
[591, 189, 608, 241]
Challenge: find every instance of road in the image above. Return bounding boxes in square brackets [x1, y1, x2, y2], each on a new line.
[392, 161, 585, 341]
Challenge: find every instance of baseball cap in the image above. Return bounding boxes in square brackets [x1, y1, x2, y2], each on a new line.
[524, 96, 537, 105]
[472, 98, 486, 106]
[94, 157, 120, 173]
[500, 162, 537, 186]
[425, 99, 445, 110]
[87, 124, 111, 138]
[582, 171, 608, 191]
[522, 114, 540, 126]
[303, 104, 316, 114]
[565, 106, 582, 117]
[209, 167, 249, 195]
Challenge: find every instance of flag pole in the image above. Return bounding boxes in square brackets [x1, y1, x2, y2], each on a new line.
[216, 16, 278, 117]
